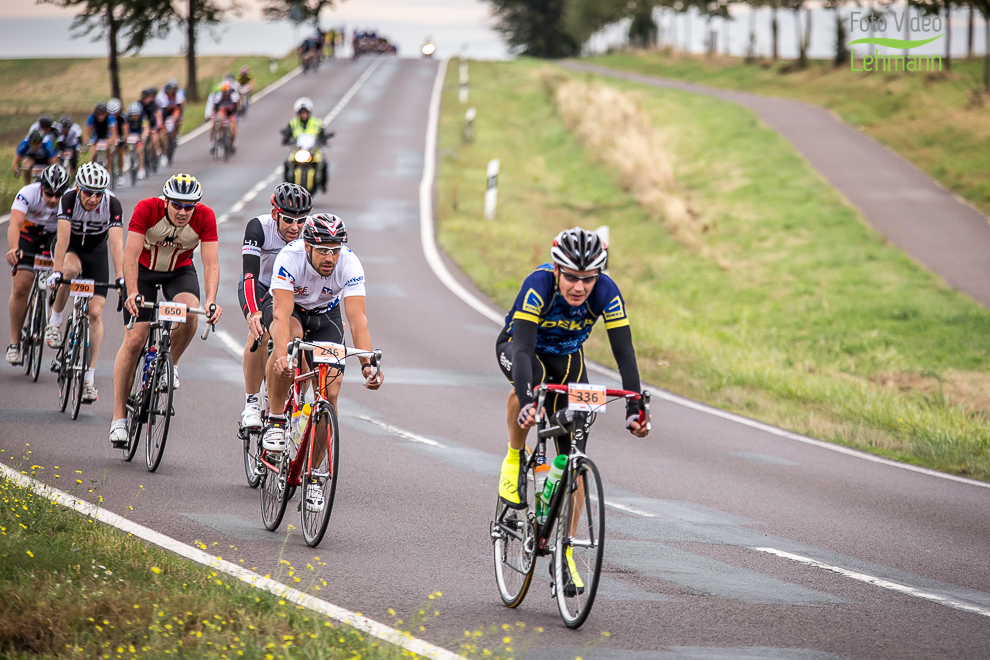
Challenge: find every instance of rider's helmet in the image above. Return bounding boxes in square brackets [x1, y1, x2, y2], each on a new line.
[40, 163, 70, 195]
[141, 87, 157, 99]
[38, 114, 54, 130]
[550, 227, 608, 272]
[240, 66, 250, 75]
[271, 182, 312, 217]
[220, 80, 232, 92]
[93, 101, 108, 115]
[107, 98, 122, 114]
[27, 130, 44, 146]
[75, 162, 111, 193]
[162, 173, 203, 203]
[302, 214, 347, 245]
[59, 114, 74, 130]
[293, 97, 314, 115]
[164, 78, 179, 92]
[127, 101, 143, 117]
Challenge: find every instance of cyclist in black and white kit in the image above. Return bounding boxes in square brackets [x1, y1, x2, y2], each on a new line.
[238, 183, 311, 429]
[5, 164, 71, 365]
[45, 162, 125, 403]
[261, 214, 384, 457]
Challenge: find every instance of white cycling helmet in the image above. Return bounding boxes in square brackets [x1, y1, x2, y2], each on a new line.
[293, 97, 314, 114]
[127, 101, 143, 116]
[162, 173, 203, 203]
[107, 98, 122, 114]
[75, 162, 111, 193]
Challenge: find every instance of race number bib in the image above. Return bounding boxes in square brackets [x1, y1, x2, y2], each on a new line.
[34, 255, 53, 271]
[311, 341, 345, 365]
[158, 301, 188, 323]
[567, 383, 607, 413]
[126, 134, 141, 144]
[69, 279, 95, 298]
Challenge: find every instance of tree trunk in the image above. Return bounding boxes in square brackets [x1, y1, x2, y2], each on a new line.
[795, 9, 805, 68]
[186, 0, 199, 102]
[946, 4, 952, 70]
[969, 7, 974, 59]
[106, 3, 121, 99]
[984, 16, 989, 91]
[772, 8, 779, 61]
[687, 9, 692, 53]
[904, 4, 910, 59]
[747, 6, 756, 61]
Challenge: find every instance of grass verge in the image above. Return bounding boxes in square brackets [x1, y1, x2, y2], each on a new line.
[0, 460, 405, 660]
[436, 59, 990, 480]
[584, 49, 990, 220]
[0, 53, 296, 211]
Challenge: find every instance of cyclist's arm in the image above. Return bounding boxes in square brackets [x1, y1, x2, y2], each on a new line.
[52, 219, 71, 274]
[6, 209, 26, 265]
[606, 324, 642, 417]
[509, 316, 539, 408]
[200, 239, 221, 315]
[123, 230, 144, 312]
[270, 288, 294, 365]
[240, 218, 265, 316]
[342, 295, 373, 365]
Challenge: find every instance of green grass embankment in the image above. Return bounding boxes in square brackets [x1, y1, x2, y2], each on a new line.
[436, 59, 990, 480]
[0, 54, 295, 211]
[585, 50, 990, 220]
[0, 459, 406, 659]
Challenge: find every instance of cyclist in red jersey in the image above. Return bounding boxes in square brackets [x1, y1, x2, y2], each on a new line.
[108, 173, 223, 448]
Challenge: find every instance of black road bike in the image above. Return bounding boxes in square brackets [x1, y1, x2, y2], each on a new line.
[122, 292, 215, 472]
[491, 383, 650, 629]
[11, 251, 53, 382]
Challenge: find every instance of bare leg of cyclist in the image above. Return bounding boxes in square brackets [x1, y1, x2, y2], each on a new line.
[87, 295, 106, 367]
[265, 315, 304, 414]
[506, 390, 529, 451]
[167, 291, 200, 363]
[243, 329, 268, 394]
[50, 251, 82, 316]
[8, 270, 33, 346]
[112, 322, 150, 421]
[309, 374, 343, 467]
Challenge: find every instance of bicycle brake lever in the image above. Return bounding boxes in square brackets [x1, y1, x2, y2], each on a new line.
[249, 338, 260, 353]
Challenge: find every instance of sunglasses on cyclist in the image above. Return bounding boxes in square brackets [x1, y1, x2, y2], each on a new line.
[79, 189, 105, 199]
[169, 200, 196, 211]
[41, 189, 59, 199]
[278, 213, 307, 225]
[559, 270, 599, 284]
[311, 245, 342, 256]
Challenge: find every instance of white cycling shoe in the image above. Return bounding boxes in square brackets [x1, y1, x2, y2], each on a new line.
[109, 426, 128, 449]
[6, 344, 22, 365]
[45, 324, 61, 348]
[240, 405, 263, 429]
[262, 420, 286, 452]
[305, 481, 325, 512]
[172, 366, 180, 389]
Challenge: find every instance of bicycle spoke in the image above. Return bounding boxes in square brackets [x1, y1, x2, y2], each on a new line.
[301, 403, 339, 548]
[554, 456, 605, 629]
[492, 456, 537, 607]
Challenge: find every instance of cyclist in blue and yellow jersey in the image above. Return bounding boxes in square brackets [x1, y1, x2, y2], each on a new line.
[497, 227, 649, 504]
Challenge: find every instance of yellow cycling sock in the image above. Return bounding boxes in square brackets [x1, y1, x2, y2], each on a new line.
[505, 443, 521, 465]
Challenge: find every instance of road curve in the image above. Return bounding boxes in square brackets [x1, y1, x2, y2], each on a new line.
[2, 57, 990, 660]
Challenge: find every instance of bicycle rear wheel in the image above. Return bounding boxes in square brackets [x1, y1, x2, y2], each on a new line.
[301, 402, 340, 547]
[21, 291, 35, 377]
[69, 317, 88, 420]
[124, 351, 147, 462]
[56, 322, 73, 413]
[492, 455, 537, 607]
[243, 428, 263, 488]
[553, 456, 605, 629]
[29, 292, 45, 382]
[261, 453, 289, 532]
[145, 351, 174, 472]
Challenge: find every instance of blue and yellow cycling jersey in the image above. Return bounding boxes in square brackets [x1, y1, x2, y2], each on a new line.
[503, 264, 630, 356]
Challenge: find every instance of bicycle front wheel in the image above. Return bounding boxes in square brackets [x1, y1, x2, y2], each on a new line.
[261, 453, 289, 532]
[29, 292, 45, 382]
[123, 351, 147, 462]
[493, 456, 537, 608]
[553, 456, 605, 629]
[243, 428, 263, 488]
[145, 351, 174, 472]
[69, 316, 88, 420]
[56, 323, 72, 413]
[301, 402, 340, 547]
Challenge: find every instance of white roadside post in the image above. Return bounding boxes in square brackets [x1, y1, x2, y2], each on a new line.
[464, 107, 477, 144]
[595, 224, 610, 274]
[484, 158, 500, 220]
[459, 59, 469, 103]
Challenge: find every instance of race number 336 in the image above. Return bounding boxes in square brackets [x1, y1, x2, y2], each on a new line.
[158, 302, 188, 323]
[567, 383, 607, 413]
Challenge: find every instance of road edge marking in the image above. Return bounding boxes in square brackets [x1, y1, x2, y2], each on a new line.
[0, 461, 465, 660]
[753, 546, 990, 618]
[415, 57, 990, 492]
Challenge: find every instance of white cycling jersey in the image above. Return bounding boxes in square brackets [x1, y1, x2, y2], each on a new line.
[269, 239, 366, 311]
[11, 183, 59, 232]
[241, 214, 288, 288]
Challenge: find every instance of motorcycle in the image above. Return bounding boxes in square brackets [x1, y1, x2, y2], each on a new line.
[283, 132, 332, 195]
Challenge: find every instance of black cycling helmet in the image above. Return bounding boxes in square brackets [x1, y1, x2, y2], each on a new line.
[550, 227, 608, 272]
[270, 183, 312, 217]
[28, 130, 43, 146]
[302, 214, 347, 245]
[59, 114, 73, 129]
[94, 101, 107, 114]
[38, 114, 54, 130]
[40, 163, 70, 195]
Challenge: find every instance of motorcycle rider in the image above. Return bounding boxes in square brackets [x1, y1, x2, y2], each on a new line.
[280, 97, 329, 192]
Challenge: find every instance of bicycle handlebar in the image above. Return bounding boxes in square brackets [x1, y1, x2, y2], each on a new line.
[287, 338, 383, 385]
[126, 295, 217, 340]
[534, 383, 652, 431]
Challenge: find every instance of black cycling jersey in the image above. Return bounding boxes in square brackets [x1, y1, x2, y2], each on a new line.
[57, 189, 123, 249]
[126, 116, 144, 135]
[141, 101, 160, 129]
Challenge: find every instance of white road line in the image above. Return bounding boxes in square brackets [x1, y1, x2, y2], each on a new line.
[753, 546, 990, 618]
[417, 58, 990, 492]
[0, 463, 464, 660]
[357, 416, 444, 447]
[604, 500, 656, 518]
[322, 56, 385, 125]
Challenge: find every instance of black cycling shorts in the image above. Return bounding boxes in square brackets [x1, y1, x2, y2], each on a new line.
[122, 264, 201, 324]
[66, 241, 111, 297]
[496, 331, 587, 454]
[261, 295, 345, 369]
[17, 225, 56, 268]
[237, 274, 269, 318]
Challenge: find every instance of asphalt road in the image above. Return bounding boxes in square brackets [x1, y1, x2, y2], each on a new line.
[3, 57, 990, 660]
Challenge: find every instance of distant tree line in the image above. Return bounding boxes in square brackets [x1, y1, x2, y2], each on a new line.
[39, 0, 336, 101]
[490, 0, 990, 88]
